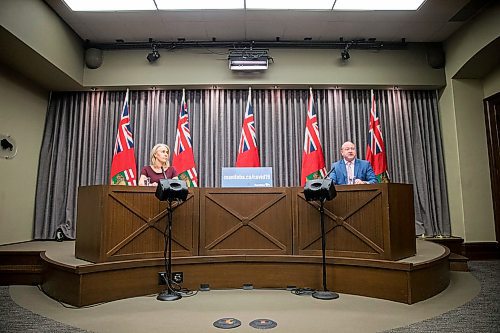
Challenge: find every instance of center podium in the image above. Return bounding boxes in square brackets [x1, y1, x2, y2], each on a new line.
[75, 184, 416, 263]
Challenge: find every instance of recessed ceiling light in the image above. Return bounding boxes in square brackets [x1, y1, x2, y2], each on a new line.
[246, 0, 334, 10]
[62, 0, 156, 11]
[155, 0, 244, 10]
[333, 0, 427, 11]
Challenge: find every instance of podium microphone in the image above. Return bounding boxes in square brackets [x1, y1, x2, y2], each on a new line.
[324, 165, 335, 181]
[161, 166, 167, 179]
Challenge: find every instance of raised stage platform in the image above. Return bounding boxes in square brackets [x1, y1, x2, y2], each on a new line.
[0, 239, 450, 307]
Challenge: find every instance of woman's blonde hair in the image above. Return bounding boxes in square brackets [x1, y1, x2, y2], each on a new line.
[150, 143, 170, 167]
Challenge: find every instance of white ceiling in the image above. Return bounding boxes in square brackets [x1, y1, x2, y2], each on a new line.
[44, 0, 486, 45]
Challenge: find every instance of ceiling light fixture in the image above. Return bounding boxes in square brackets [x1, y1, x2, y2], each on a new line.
[147, 44, 160, 63]
[63, 0, 426, 11]
[341, 43, 351, 61]
[62, 0, 156, 11]
[155, 0, 244, 10]
[333, 0, 426, 11]
[341, 49, 350, 60]
[246, 0, 334, 10]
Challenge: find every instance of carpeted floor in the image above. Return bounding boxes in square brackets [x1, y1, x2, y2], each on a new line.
[0, 286, 91, 333]
[0, 261, 498, 333]
[385, 260, 500, 333]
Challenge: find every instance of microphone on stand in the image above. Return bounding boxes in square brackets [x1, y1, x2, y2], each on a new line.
[161, 166, 167, 180]
[324, 165, 336, 183]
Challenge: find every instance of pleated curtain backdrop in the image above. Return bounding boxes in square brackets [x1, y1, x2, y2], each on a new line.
[34, 88, 450, 240]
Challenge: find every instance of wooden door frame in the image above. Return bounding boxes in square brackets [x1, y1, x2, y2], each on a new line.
[483, 92, 500, 244]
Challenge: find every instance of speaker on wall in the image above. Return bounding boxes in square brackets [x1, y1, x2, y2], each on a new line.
[426, 47, 445, 69]
[85, 48, 103, 69]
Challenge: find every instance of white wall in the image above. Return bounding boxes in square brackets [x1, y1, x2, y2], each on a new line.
[0, 66, 48, 244]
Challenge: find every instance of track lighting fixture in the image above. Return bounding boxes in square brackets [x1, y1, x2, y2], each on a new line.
[341, 42, 352, 61]
[147, 44, 160, 63]
[341, 48, 350, 60]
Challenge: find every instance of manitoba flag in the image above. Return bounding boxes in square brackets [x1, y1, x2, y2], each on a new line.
[236, 87, 261, 167]
[110, 89, 138, 186]
[300, 88, 327, 186]
[172, 89, 198, 187]
[366, 90, 389, 183]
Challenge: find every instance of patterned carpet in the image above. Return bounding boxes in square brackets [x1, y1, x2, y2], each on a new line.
[0, 261, 498, 333]
[384, 261, 500, 333]
[0, 286, 90, 333]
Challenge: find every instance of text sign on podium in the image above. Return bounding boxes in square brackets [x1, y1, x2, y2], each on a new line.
[221, 167, 273, 187]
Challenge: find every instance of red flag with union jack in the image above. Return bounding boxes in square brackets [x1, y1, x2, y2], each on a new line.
[172, 90, 198, 187]
[236, 87, 260, 167]
[366, 90, 389, 183]
[110, 89, 138, 185]
[300, 88, 327, 186]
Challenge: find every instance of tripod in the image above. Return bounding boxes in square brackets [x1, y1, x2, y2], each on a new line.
[157, 199, 181, 301]
[312, 199, 339, 300]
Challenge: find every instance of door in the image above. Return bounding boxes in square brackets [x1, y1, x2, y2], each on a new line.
[484, 92, 500, 243]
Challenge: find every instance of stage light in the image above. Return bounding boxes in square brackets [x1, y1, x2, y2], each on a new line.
[147, 44, 160, 63]
[341, 48, 350, 61]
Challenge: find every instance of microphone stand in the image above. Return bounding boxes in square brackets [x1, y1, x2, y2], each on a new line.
[312, 197, 339, 300]
[157, 199, 182, 301]
[311, 164, 339, 300]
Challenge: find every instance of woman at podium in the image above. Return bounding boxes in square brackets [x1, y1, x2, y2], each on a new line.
[138, 143, 178, 186]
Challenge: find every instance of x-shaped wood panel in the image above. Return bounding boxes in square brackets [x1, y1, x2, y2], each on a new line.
[106, 192, 191, 256]
[301, 190, 384, 254]
[204, 192, 287, 251]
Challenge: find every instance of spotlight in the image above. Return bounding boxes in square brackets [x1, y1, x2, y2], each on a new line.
[341, 48, 350, 61]
[147, 44, 160, 63]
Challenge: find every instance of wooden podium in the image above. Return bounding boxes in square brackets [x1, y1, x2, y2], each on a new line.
[295, 183, 416, 260]
[75, 185, 199, 263]
[75, 184, 415, 263]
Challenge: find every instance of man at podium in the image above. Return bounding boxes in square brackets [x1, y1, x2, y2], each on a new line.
[330, 141, 376, 185]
